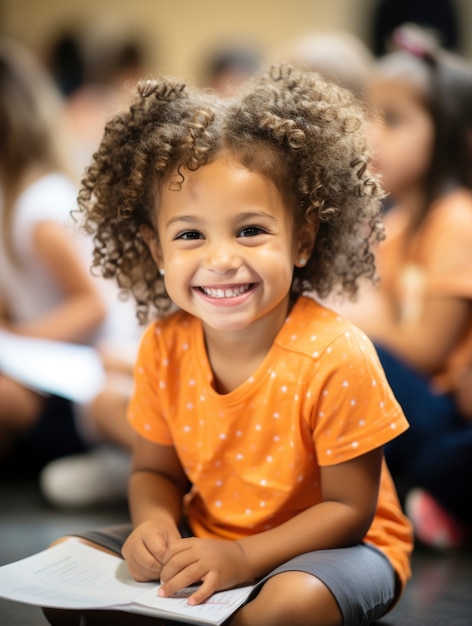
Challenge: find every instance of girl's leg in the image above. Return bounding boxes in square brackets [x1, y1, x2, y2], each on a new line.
[230, 571, 342, 626]
[233, 545, 396, 626]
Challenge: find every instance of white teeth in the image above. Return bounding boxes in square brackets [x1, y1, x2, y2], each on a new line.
[201, 284, 251, 298]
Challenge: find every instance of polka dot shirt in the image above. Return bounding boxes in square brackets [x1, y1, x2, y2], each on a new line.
[128, 296, 412, 590]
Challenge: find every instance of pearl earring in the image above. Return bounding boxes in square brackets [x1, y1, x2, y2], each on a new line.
[159, 268, 165, 276]
[298, 258, 306, 267]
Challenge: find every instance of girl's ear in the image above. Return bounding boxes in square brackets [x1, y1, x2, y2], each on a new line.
[295, 221, 318, 267]
[140, 225, 163, 269]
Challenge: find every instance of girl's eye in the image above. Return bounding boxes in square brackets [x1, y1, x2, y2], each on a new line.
[176, 230, 203, 240]
[384, 111, 403, 128]
[238, 226, 265, 238]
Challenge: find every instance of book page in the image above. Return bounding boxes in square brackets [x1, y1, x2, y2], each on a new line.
[0, 540, 254, 625]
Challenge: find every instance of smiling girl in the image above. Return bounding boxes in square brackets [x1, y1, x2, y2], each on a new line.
[45, 65, 412, 626]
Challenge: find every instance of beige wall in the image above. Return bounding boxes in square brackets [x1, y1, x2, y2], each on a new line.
[1, 0, 379, 80]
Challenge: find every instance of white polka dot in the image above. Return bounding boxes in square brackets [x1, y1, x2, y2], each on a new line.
[266, 456, 273, 462]
[245, 509, 252, 515]
[260, 501, 267, 507]
[326, 448, 332, 455]
[310, 335, 317, 341]
[182, 343, 189, 350]
[189, 379, 195, 386]
[342, 380, 349, 387]
[159, 381, 166, 388]
[271, 371, 277, 379]
[260, 479, 267, 486]
[255, 424, 261, 431]
[215, 480, 223, 487]
[215, 501, 222, 507]
[186, 403, 193, 410]
[352, 441, 359, 448]
[281, 385, 288, 393]
[273, 412, 280, 419]
[219, 433, 226, 440]
[390, 423, 397, 429]
[183, 425, 191, 432]
[312, 351, 319, 357]
[236, 453, 244, 460]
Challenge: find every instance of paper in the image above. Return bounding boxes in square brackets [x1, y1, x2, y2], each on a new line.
[0, 540, 254, 625]
[0, 330, 105, 402]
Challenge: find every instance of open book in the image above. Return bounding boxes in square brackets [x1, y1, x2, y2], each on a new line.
[0, 540, 254, 625]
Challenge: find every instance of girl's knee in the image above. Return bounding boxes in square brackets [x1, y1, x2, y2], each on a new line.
[232, 571, 342, 626]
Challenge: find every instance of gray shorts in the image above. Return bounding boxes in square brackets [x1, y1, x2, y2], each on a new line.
[71, 524, 397, 626]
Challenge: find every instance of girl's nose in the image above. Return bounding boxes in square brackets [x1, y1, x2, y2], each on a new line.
[203, 242, 241, 274]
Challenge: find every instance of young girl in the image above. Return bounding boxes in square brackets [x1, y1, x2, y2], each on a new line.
[45, 65, 412, 626]
[0, 38, 107, 467]
[338, 25, 472, 548]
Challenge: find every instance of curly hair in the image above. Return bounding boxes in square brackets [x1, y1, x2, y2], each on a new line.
[77, 64, 385, 323]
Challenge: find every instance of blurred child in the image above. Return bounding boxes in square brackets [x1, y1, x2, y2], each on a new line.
[0, 38, 107, 469]
[338, 25, 472, 549]
[44, 65, 412, 626]
[277, 30, 374, 99]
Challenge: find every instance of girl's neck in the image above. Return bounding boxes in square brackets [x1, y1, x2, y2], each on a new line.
[202, 298, 291, 394]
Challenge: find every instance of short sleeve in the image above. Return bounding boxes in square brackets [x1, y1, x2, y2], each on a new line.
[312, 327, 408, 465]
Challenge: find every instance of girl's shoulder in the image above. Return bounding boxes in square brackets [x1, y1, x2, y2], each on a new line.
[281, 295, 371, 357]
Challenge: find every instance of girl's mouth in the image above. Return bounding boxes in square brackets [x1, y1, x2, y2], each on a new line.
[197, 283, 255, 299]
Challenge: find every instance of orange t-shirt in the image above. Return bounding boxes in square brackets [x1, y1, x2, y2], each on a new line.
[128, 296, 413, 590]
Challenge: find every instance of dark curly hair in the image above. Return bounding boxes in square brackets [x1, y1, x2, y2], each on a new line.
[77, 64, 385, 323]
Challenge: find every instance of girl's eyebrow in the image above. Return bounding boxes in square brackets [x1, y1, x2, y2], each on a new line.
[165, 211, 277, 228]
[165, 215, 198, 228]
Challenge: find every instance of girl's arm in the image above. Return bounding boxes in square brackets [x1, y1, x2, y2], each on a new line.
[122, 435, 191, 582]
[158, 446, 383, 604]
[6, 221, 106, 342]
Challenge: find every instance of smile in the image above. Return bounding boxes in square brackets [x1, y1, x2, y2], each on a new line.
[198, 283, 255, 298]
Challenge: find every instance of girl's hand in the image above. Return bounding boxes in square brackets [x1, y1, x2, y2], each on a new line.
[158, 538, 250, 605]
[122, 519, 181, 582]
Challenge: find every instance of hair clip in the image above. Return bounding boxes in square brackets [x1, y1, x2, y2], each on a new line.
[392, 24, 438, 64]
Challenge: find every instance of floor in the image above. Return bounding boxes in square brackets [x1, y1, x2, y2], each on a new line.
[0, 477, 471, 625]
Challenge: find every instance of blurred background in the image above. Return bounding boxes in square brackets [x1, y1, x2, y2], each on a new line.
[2, 0, 472, 83]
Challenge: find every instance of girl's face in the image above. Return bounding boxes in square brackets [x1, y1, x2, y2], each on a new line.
[367, 77, 435, 199]
[147, 154, 314, 336]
